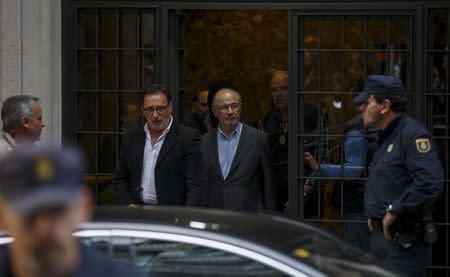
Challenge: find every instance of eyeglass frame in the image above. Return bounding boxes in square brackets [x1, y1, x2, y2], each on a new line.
[270, 86, 288, 93]
[142, 103, 171, 115]
[213, 102, 242, 112]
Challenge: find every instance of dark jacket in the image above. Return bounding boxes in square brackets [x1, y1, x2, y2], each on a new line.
[202, 124, 276, 212]
[366, 115, 443, 219]
[113, 122, 206, 206]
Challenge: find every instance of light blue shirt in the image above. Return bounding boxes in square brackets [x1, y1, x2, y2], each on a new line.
[319, 129, 366, 178]
[217, 122, 243, 179]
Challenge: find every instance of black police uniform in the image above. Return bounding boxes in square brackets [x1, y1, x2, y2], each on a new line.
[0, 243, 147, 277]
[366, 114, 443, 277]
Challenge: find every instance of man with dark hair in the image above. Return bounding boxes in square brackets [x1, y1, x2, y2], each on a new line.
[0, 95, 44, 156]
[0, 145, 145, 277]
[355, 75, 443, 277]
[114, 84, 206, 207]
[183, 89, 210, 134]
[203, 87, 275, 212]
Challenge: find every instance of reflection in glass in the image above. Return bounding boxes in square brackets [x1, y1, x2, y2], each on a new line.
[99, 134, 118, 173]
[99, 93, 118, 132]
[367, 16, 388, 49]
[302, 51, 319, 91]
[390, 16, 409, 49]
[142, 11, 155, 48]
[320, 17, 342, 49]
[78, 50, 97, 90]
[343, 52, 364, 92]
[79, 134, 97, 174]
[319, 52, 342, 92]
[120, 50, 139, 90]
[303, 17, 318, 49]
[99, 51, 118, 90]
[120, 93, 141, 132]
[344, 17, 364, 49]
[78, 93, 97, 131]
[430, 10, 448, 50]
[142, 51, 155, 88]
[367, 52, 389, 76]
[120, 9, 138, 48]
[77, 8, 96, 48]
[99, 9, 117, 48]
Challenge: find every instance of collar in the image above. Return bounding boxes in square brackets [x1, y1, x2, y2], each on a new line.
[218, 122, 242, 139]
[378, 114, 403, 142]
[1, 132, 17, 149]
[144, 116, 173, 140]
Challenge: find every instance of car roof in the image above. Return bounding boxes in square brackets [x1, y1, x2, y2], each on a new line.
[91, 207, 396, 277]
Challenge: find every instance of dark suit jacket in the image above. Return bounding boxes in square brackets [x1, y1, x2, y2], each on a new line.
[113, 122, 206, 206]
[202, 124, 276, 212]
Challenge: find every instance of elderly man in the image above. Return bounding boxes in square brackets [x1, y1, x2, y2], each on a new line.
[0, 145, 145, 277]
[114, 84, 205, 207]
[0, 95, 44, 156]
[355, 75, 443, 277]
[203, 87, 275, 212]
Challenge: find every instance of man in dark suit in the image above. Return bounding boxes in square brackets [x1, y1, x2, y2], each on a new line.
[203, 87, 276, 212]
[183, 89, 210, 134]
[114, 85, 205, 207]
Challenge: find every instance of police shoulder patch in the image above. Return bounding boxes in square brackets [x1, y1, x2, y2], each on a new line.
[415, 138, 431, 153]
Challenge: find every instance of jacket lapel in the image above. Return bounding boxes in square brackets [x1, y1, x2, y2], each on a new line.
[207, 128, 225, 181]
[227, 124, 253, 179]
[156, 123, 180, 168]
[136, 126, 147, 181]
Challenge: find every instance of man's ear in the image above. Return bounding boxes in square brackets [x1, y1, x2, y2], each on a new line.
[380, 99, 392, 115]
[20, 116, 30, 128]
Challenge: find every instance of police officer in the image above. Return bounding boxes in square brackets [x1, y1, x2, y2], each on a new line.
[0, 145, 146, 277]
[354, 75, 443, 277]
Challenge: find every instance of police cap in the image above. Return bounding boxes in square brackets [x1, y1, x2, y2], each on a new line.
[353, 75, 405, 103]
[0, 144, 85, 215]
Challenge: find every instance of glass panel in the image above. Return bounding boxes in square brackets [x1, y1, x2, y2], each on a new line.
[78, 50, 98, 90]
[120, 50, 139, 90]
[390, 16, 409, 49]
[320, 16, 342, 49]
[319, 52, 342, 92]
[79, 134, 97, 174]
[429, 95, 449, 136]
[120, 93, 141, 132]
[79, 237, 289, 276]
[430, 9, 448, 50]
[99, 93, 118, 132]
[77, 8, 97, 48]
[367, 52, 389, 76]
[142, 50, 156, 88]
[302, 17, 319, 49]
[141, 11, 155, 48]
[99, 134, 118, 173]
[344, 16, 364, 49]
[367, 16, 388, 49]
[429, 52, 447, 93]
[99, 9, 117, 48]
[389, 52, 409, 86]
[302, 51, 319, 91]
[99, 51, 118, 90]
[78, 93, 97, 131]
[119, 9, 138, 48]
[343, 51, 364, 92]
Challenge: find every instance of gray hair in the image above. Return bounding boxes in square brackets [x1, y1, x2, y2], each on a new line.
[212, 88, 242, 106]
[1, 95, 40, 132]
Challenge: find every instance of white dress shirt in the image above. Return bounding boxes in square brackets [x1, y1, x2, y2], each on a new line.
[140, 116, 173, 204]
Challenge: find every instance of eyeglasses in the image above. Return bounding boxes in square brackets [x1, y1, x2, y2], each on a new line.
[200, 102, 209, 107]
[271, 86, 288, 93]
[214, 103, 241, 112]
[143, 103, 170, 114]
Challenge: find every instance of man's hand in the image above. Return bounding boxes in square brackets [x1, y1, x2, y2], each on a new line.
[382, 212, 397, 240]
[128, 203, 140, 208]
[367, 218, 373, 231]
[304, 152, 319, 171]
